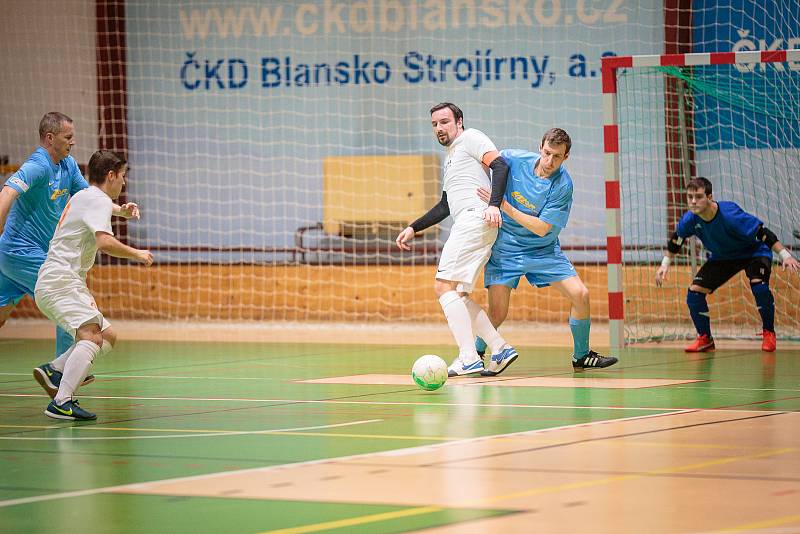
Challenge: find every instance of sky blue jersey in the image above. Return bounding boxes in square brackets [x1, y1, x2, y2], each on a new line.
[676, 201, 771, 261]
[492, 149, 573, 255]
[1, 147, 88, 254]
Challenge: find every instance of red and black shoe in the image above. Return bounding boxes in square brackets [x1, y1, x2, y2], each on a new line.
[685, 334, 715, 353]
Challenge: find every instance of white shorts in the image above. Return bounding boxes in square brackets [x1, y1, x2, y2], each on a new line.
[34, 284, 110, 338]
[436, 209, 498, 293]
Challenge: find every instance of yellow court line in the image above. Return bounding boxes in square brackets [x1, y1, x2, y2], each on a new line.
[268, 446, 799, 533]
[261, 506, 443, 534]
[469, 447, 797, 507]
[619, 440, 782, 451]
[264, 431, 455, 441]
[0, 424, 575, 447]
[0, 424, 63, 430]
[262, 448, 800, 534]
[721, 513, 800, 532]
[0, 424, 458, 441]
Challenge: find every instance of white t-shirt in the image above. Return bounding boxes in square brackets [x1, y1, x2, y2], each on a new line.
[37, 186, 113, 289]
[442, 128, 496, 219]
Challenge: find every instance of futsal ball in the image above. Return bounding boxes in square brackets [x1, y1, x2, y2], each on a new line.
[412, 354, 448, 391]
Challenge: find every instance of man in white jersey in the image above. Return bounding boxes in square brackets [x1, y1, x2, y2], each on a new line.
[34, 150, 153, 421]
[396, 103, 517, 377]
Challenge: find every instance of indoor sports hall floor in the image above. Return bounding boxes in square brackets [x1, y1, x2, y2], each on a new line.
[0, 329, 799, 533]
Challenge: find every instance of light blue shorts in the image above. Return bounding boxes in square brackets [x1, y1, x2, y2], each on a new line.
[484, 247, 577, 289]
[0, 249, 46, 306]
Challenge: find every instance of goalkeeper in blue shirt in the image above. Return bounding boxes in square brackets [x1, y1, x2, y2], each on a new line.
[655, 177, 799, 352]
[0, 112, 139, 381]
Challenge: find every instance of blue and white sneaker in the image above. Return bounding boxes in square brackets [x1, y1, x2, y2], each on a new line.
[44, 399, 97, 421]
[447, 357, 485, 377]
[33, 363, 95, 399]
[481, 346, 519, 376]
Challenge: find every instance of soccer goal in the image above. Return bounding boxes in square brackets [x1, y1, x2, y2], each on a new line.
[603, 50, 800, 347]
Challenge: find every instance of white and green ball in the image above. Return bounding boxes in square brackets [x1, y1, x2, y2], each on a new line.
[411, 354, 448, 391]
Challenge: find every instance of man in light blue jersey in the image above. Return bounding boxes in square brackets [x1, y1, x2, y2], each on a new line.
[0, 112, 139, 373]
[476, 128, 617, 372]
[655, 177, 799, 352]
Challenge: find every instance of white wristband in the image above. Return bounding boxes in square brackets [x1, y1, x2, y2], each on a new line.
[778, 249, 792, 262]
[661, 256, 671, 268]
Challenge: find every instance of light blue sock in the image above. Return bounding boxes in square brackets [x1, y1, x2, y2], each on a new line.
[55, 326, 75, 358]
[569, 317, 591, 361]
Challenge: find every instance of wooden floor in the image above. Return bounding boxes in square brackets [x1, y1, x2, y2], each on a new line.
[0, 333, 799, 533]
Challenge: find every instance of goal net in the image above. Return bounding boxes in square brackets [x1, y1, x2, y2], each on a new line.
[604, 50, 800, 346]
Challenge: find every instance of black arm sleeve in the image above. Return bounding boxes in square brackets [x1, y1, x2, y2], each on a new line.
[488, 156, 509, 208]
[756, 225, 779, 248]
[667, 231, 684, 254]
[409, 191, 450, 233]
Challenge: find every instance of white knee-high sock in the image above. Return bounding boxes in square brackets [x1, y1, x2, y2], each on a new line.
[54, 340, 99, 405]
[439, 291, 479, 362]
[462, 296, 507, 354]
[50, 344, 76, 372]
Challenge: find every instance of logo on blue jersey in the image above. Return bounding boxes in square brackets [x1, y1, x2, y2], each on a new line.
[50, 188, 69, 201]
[511, 191, 535, 211]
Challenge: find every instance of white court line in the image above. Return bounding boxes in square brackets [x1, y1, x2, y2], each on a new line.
[0, 372, 274, 381]
[0, 393, 789, 414]
[0, 418, 382, 442]
[0, 409, 698, 509]
[4, 372, 799, 391]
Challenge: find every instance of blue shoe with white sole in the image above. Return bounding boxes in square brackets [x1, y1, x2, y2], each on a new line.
[481, 346, 519, 376]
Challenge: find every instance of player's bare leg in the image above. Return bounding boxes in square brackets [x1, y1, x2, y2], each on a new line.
[552, 275, 618, 370]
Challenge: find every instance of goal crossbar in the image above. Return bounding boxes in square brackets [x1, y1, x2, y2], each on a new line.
[602, 50, 800, 349]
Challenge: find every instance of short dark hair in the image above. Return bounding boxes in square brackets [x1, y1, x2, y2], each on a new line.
[687, 176, 713, 195]
[541, 128, 571, 154]
[430, 102, 464, 126]
[88, 150, 126, 185]
[39, 112, 73, 140]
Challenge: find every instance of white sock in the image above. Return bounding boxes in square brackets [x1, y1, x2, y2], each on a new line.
[462, 296, 507, 354]
[54, 340, 99, 405]
[439, 291, 479, 363]
[50, 344, 76, 372]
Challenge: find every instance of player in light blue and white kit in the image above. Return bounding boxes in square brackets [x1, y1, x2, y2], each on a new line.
[476, 128, 618, 371]
[0, 112, 88, 358]
[0, 112, 139, 370]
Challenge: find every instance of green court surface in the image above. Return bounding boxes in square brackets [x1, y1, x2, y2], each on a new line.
[0, 338, 798, 533]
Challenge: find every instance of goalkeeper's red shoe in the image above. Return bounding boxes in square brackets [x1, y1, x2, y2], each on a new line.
[685, 334, 715, 353]
[761, 330, 776, 352]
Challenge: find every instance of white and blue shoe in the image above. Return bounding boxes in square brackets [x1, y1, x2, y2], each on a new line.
[447, 357, 485, 377]
[481, 346, 519, 376]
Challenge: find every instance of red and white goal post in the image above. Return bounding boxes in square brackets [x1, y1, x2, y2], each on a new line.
[602, 49, 800, 349]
